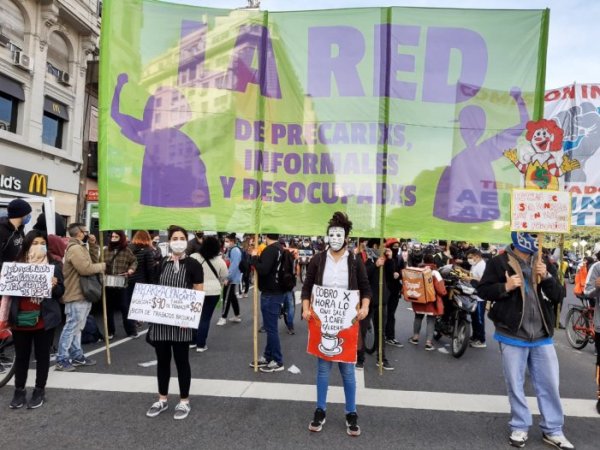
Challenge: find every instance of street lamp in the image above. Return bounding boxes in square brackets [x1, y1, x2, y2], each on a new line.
[572, 241, 579, 257]
[580, 240, 587, 258]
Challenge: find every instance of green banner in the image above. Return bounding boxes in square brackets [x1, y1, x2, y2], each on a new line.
[99, 0, 548, 240]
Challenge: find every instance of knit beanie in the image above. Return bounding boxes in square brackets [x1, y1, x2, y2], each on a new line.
[7, 199, 32, 218]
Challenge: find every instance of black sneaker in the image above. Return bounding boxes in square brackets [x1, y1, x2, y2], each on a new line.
[9, 388, 26, 409]
[308, 408, 326, 432]
[596, 399, 600, 415]
[376, 360, 395, 371]
[287, 327, 295, 335]
[27, 388, 45, 409]
[355, 361, 364, 370]
[248, 357, 269, 368]
[72, 356, 96, 367]
[258, 327, 266, 333]
[345, 412, 361, 436]
[385, 338, 404, 348]
[259, 361, 284, 373]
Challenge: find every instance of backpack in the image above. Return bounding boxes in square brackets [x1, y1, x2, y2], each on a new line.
[402, 267, 436, 303]
[276, 246, 296, 292]
[237, 246, 250, 274]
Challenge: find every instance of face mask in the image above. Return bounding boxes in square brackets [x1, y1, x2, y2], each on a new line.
[23, 214, 32, 225]
[223, 241, 231, 249]
[303, 242, 310, 248]
[111, 237, 120, 243]
[170, 240, 187, 254]
[467, 258, 476, 266]
[29, 244, 47, 258]
[82, 233, 89, 244]
[328, 226, 346, 252]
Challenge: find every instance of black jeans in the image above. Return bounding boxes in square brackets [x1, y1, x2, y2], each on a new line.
[385, 290, 401, 340]
[195, 295, 220, 347]
[13, 328, 55, 390]
[154, 341, 191, 398]
[106, 286, 136, 336]
[357, 303, 387, 363]
[221, 284, 240, 318]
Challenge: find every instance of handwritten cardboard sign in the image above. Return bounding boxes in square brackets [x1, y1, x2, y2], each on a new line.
[0, 263, 53, 298]
[128, 283, 205, 329]
[511, 189, 571, 233]
[307, 285, 360, 363]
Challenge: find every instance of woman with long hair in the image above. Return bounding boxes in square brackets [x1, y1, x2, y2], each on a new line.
[8, 230, 64, 409]
[146, 225, 203, 420]
[190, 235, 227, 352]
[127, 230, 158, 333]
[103, 230, 137, 339]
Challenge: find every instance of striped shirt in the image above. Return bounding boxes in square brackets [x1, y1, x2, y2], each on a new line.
[148, 259, 201, 343]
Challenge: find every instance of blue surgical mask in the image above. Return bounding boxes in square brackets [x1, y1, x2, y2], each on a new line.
[22, 214, 32, 225]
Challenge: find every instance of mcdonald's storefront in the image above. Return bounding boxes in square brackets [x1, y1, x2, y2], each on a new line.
[0, 164, 48, 197]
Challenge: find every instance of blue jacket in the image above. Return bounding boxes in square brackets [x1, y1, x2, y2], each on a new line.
[226, 246, 242, 285]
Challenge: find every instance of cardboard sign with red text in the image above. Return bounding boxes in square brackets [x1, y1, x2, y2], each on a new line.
[510, 189, 572, 233]
[307, 285, 360, 363]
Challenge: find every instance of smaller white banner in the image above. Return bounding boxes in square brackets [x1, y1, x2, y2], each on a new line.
[511, 189, 571, 233]
[0, 262, 53, 298]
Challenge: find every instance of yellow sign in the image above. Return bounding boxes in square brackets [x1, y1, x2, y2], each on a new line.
[28, 173, 47, 196]
[52, 103, 61, 115]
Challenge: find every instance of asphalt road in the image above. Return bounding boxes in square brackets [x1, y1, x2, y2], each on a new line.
[1, 282, 599, 450]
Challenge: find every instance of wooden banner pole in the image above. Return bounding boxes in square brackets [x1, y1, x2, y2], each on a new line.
[253, 233, 259, 372]
[99, 231, 111, 365]
[378, 237, 384, 376]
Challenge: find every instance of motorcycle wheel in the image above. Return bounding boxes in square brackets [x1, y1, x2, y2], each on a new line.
[451, 318, 470, 358]
[0, 334, 16, 388]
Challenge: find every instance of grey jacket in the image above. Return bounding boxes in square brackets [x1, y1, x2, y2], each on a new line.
[583, 261, 600, 332]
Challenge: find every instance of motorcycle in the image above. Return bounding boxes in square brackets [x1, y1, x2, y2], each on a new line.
[434, 266, 479, 358]
[565, 257, 580, 284]
[297, 248, 313, 283]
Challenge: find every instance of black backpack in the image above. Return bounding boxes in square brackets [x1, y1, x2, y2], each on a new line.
[237, 246, 250, 274]
[276, 246, 296, 292]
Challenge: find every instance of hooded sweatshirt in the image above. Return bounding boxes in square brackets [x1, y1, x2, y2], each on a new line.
[0, 216, 24, 267]
[584, 261, 600, 332]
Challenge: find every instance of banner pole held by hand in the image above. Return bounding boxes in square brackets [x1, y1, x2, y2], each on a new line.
[253, 233, 259, 373]
[99, 231, 111, 365]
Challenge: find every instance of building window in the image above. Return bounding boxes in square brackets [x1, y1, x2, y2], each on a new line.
[47, 32, 70, 81]
[1, 0, 26, 49]
[0, 74, 24, 133]
[42, 97, 69, 149]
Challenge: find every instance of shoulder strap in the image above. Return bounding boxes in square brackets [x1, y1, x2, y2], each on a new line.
[201, 256, 219, 279]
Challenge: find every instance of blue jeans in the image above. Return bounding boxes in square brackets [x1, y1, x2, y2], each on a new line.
[284, 291, 295, 330]
[195, 295, 220, 347]
[57, 301, 92, 363]
[499, 342, 564, 435]
[261, 293, 286, 365]
[317, 358, 356, 413]
[471, 301, 486, 342]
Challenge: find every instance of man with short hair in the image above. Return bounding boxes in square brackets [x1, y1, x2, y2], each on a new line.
[186, 231, 204, 256]
[0, 199, 32, 268]
[466, 248, 487, 348]
[478, 232, 574, 449]
[249, 233, 287, 373]
[55, 223, 105, 371]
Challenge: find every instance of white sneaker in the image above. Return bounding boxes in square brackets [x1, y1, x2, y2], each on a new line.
[229, 316, 242, 323]
[196, 346, 208, 353]
[216, 318, 227, 326]
[542, 434, 575, 449]
[189, 344, 197, 349]
[509, 430, 528, 448]
[173, 401, 191, 420]
[470, 340, 487, 348]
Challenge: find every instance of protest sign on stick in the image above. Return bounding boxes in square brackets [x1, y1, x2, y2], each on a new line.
[128, 283, 205, 329]
[0, 263, 53, 298]
[511, 189, 572, 234]
[307, 285, 360, 363]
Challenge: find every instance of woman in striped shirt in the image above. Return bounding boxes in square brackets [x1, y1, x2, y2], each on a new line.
[146, 225, 204, 420]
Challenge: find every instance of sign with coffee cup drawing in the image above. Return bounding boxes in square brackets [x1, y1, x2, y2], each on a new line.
[307, 285, 360, 363]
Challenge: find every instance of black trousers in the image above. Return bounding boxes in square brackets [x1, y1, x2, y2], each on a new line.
[221, 284, 240, 318]
[106, 286, 136, 336]
[385, 290, 401, 340]
[357, 303, 387, 363]
[154, 341, 191, 398]
[13, 328, 55, 390]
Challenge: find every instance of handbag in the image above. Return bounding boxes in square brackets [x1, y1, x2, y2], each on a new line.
[80, 274, 103, 303]
[106, 249, 128, 288]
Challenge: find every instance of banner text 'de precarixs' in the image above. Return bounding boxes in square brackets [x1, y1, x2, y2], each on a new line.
[99, 0, 548, 240]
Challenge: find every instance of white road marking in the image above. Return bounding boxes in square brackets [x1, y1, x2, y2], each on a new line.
[15, 370, 599, 418]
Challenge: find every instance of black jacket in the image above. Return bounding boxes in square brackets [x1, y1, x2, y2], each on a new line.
[477, 250, 563, 339]
[129, 244, 157, 284]
[0, 217, 25, 268]
[301, 250, 372, 303]
[251, 242, 283, 294]
[365, 257, 394, 306]
[8, 261, 64, 331]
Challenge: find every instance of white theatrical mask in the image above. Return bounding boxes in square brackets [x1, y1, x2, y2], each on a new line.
[328, 226, 346, 252]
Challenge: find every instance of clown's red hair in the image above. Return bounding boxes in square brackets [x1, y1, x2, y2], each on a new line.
[525, 119, 564, 151]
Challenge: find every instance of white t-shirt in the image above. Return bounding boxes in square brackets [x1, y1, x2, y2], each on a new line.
[470, 259, 486, 281]
[322, 249, 349, 289]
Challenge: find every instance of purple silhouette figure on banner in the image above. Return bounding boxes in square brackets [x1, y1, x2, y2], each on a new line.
[111, 73, 210, 208]
[433, 87, 528, 223]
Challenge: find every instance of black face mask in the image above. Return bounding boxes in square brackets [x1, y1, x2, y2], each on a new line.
[391, 248, 399, 257]
[82, 234, 89, 244]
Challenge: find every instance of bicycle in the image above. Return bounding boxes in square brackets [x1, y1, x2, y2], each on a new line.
[565, 296, 596, 350]
[0, 328, 16, 388]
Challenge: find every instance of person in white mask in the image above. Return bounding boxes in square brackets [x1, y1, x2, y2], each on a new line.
[466, 248, 487, 348]
[146, 225, 204, 421]
[6, 230, 64, 410]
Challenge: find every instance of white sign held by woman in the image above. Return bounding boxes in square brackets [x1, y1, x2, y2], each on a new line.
[128, 283, 205, 329]
[0, 262, 53, 298]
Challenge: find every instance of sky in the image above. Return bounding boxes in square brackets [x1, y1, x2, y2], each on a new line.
[163, 0, 600, 89]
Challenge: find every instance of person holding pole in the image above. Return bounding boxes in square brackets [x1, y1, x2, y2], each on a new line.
[55, 223, 105, 372]
[146, 225, 204, 420]
[478, 232, 574, 449]
[7, 230, 64, 409]
[217, 233, 242, 326]
[583, 250, 600, 415]
[301, 212, 371, 436]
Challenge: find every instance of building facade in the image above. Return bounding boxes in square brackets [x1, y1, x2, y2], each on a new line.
[0, 0, 100, 222]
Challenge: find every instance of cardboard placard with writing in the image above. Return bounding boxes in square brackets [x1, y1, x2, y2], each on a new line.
[307, 285, 360, 363]
[0, 263, 53, 298]
[510, 189, 572, 233]
[128, 283, 205, 329]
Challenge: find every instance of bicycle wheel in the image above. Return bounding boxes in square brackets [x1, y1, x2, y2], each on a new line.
[565, 308, 589, 350]
[0, 334, 16, 388]
[364, 315, 377, 355]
